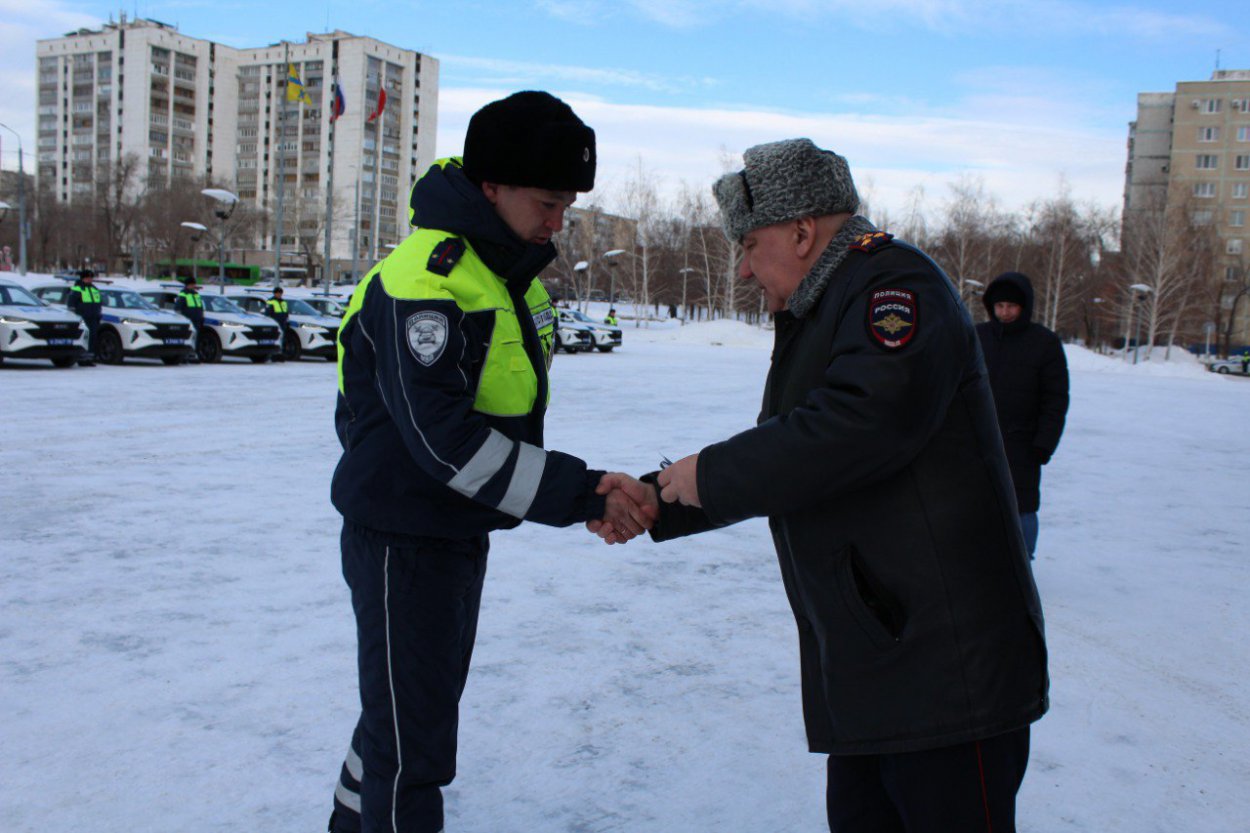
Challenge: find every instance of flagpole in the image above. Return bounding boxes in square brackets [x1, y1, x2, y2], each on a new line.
[322, 74, 337, 295]
[274, 42, 289, 289]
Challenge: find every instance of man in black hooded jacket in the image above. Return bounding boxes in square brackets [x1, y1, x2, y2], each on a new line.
[327, 92, 654, 833]
[976, 271, 1069, 557]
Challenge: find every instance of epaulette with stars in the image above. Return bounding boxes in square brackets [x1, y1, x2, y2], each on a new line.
[850, 231, 895, 253]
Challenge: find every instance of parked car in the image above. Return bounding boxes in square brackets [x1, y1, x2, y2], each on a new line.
[139, 286, 282, 363]
[1208, 357, 1249, 375]
[0, 278, 86, 367]
[224, 288, 340, 361]
[559, 307, 622, 352]
[32, 283, 195, 365]
[553, 315, 594, 354]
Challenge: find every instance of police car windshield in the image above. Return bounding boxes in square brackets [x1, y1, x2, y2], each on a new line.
[286, 298, 320, 316]
[0, 285, 43, 305]
[202, 294, 246, 314]
[102, 289, 159, 310]
[565, 309, 593, 322]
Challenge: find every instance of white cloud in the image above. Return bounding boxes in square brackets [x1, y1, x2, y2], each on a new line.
[434, 86, 1126, 224]
[0, 1, 99, 165]
[440, 54, 714, 94]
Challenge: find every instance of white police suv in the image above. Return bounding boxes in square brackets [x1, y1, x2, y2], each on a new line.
[32, 282, 195, 365]
[224, 288, 340, 361]
[139, 285, 282, 363]
[559, 307, 623, 353]
[0, 277, 86, 367]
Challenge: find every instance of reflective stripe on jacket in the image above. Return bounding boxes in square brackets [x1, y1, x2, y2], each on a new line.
[332, 224, 603, 539]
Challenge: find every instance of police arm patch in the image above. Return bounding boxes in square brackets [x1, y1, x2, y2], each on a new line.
[867, 288, 918, 350]
[406, 311, 449, 366]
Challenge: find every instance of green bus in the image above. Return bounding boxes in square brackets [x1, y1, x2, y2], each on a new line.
[155, 259, 262, 285]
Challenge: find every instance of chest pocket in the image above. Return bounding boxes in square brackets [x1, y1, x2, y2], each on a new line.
[531, 301, 556, 370]
[473, 305, 538, 416]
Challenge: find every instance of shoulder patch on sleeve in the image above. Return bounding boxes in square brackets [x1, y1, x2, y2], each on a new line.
[850, 231, 895, 253]
[427, 237, 466, 277]
[867, 288, 918, 350]
[406, 310, 450, 365]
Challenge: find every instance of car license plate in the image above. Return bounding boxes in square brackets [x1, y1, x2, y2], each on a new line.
[258, 339, 276, 345]
[163, 338, 185, 345]
[47, 338, 74, 346]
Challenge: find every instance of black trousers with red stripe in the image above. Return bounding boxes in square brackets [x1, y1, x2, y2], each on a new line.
[330, 522, 488, 833]
[826, 726, 1031, 833]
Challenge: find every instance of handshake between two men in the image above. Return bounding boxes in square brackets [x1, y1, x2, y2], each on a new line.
[589, 453, 702, 545]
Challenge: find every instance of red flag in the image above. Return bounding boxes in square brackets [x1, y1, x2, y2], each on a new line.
[329, 82, 345, 123]
[367, 87, 387, 122]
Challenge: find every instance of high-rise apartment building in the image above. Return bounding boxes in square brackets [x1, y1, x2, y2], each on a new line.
[35, 16, 439, 279]
[1124, 69, 1250, 345]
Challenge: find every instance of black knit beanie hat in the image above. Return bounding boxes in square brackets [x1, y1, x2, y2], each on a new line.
[463, 91, 596, 193]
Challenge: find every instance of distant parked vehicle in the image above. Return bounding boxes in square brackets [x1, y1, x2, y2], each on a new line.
[139, 285, 281, 363]
[1208, 357, 1249, 375]
[225, 288, 339, 361]
[560, 308, 622, 352]
[0, 278, 86, 367]
[32, 283, 195, 365]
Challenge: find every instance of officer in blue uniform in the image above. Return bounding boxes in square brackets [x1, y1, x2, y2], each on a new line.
[265, 285, 290, 361]
[66, 269, 102, 365]
[327, 91, 653, 833]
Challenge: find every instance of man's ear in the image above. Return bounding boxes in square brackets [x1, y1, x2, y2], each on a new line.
[794, 216, 818, 259]
[480, 181, 501, 205]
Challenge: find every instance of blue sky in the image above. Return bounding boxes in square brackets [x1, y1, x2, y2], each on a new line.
[3, 0, 1248, 219]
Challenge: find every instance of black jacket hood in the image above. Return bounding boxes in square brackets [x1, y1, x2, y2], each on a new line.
[983, 271, 1035, 333]
[408, 158, 556, 288]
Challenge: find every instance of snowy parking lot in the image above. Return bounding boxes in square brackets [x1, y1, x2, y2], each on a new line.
[2, 321, 1248, 832]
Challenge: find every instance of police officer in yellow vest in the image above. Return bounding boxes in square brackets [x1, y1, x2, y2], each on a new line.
[327, 91, 654, 833]
[264, 285, 290, 361]
[604, 307, 618, 325]
[67, 269, 102, 365]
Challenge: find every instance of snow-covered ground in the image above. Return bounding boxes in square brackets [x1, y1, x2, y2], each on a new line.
[2, 319, 1248, 832]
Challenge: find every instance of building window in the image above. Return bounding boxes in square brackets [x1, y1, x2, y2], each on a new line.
[1235, 155, 1250, 171]
[1199, 126, 1220, 142]
[1202, 98, 1223, 114]
[1234, 183, 1249, 199]
[1228, 239, 1243, 255]
[1231, 210, 1246, 228]
[1191, 209, 1214, 225]
[1196, 154, 1219, 170]
[1240, 126, 1250, 143]
[1233, 99, 1250, 113]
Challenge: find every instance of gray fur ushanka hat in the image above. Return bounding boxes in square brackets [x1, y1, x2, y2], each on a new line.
[712, 138, 859, 242]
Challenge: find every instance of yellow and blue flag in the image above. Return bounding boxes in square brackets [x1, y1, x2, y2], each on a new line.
[286, 63, 312, 106]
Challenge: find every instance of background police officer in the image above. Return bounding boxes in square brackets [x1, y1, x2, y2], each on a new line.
[265, 285, 290, 361]
[327, 91, 653, 833]
[174, 277, 205, 360]
[66, 268, 101, 366]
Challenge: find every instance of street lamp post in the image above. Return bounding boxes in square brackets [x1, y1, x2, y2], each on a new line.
[0, 122, 29, 274]
[678, 267, 695, 325]
[602, 249, 625, 306]
[180, 222, 208, 285]
[1128, 283, 1153, 365]
[573, 261, 589, 309]
[202, 188, 239, 294]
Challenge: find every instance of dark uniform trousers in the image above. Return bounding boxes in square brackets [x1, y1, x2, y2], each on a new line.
[826, 727, 1030, 833]
[332, 523, 488, 833]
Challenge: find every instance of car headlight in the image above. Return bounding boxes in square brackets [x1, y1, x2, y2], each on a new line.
[0, 315, 33, 324]
[120, 318, 152, 326]
[297, 323, 327, 332]
[221, 322, 248, 329]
